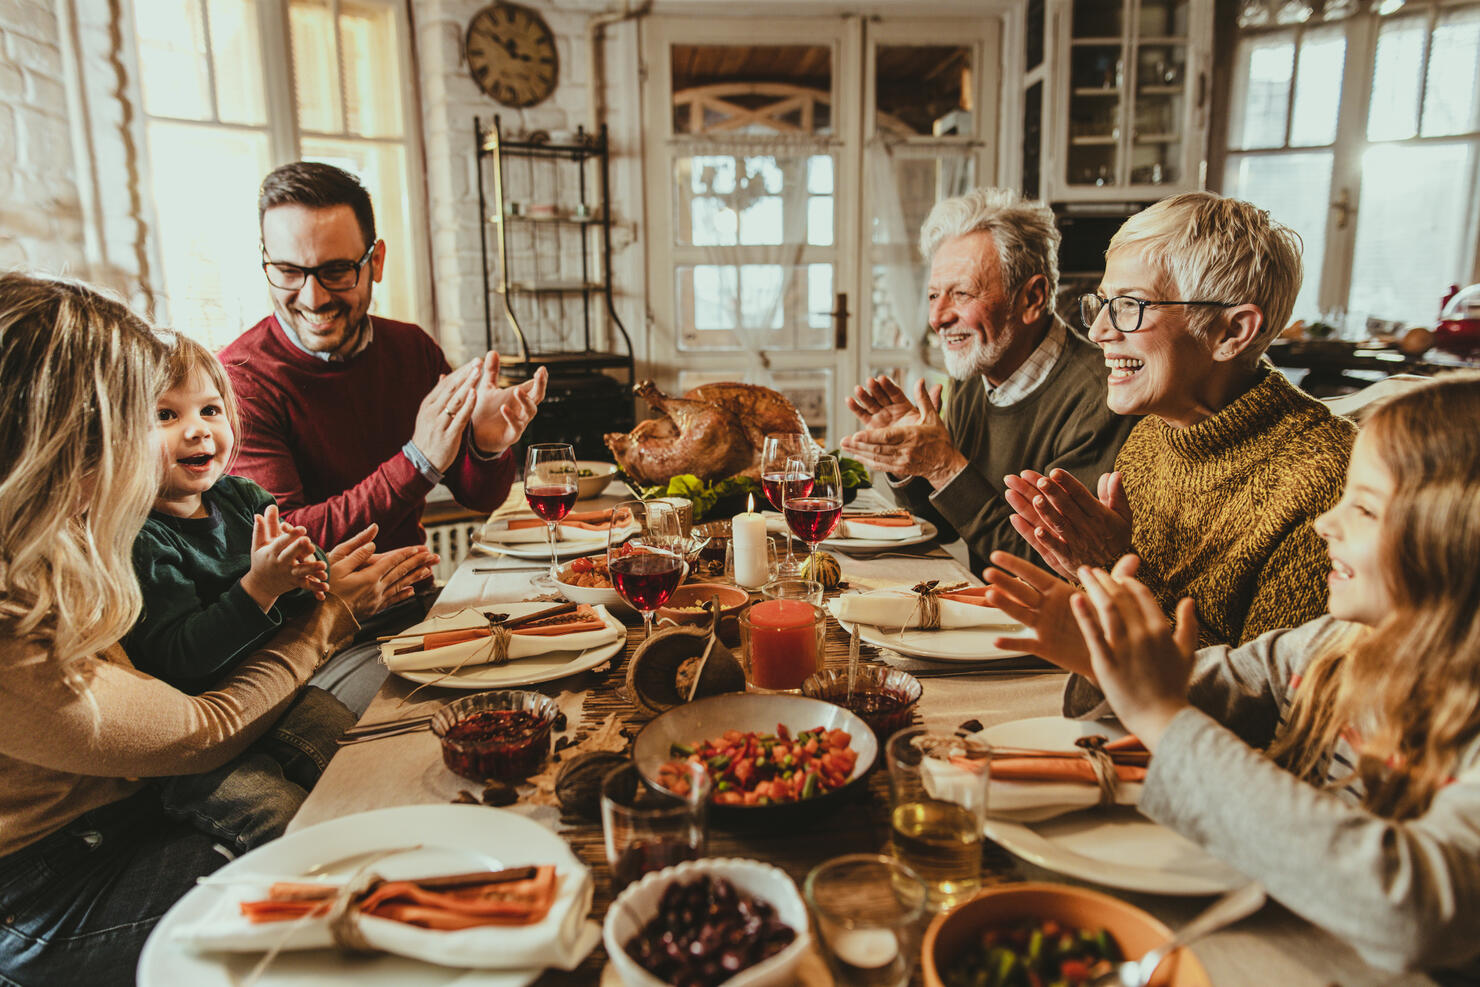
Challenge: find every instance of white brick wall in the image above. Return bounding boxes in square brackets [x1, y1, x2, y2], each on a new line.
[0, 0, 88, 278]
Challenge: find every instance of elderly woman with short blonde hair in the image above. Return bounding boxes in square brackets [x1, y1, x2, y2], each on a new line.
[991, 192, 1354, 650]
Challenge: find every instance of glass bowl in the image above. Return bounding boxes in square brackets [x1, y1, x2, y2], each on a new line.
[801, 665, 922, 741]
[431, 690, 559, 782]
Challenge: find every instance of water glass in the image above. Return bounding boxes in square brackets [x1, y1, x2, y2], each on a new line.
[804, 854, 928, 987]
[885, 725, 991, 911]
[600, 761, 709, 895]
[761, 577, 824, 606]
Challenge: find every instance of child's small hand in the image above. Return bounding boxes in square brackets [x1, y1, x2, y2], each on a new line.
[1069, 556, 1197, 750]
[241, 508, 321, 612]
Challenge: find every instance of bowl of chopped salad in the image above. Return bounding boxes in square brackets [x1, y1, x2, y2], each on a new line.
[631, 693, 878, 829]
[922, 882, 1212, 987]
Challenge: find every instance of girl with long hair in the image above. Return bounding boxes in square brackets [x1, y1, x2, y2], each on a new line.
[993, 373, 1480, 977]
[0, 273, 429, 984]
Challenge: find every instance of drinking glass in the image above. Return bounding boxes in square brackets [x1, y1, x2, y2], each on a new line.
[601, 761, 709, 895]
[524, 443, 578, 590]
[804, 854, 928, 987]
[760, 433, 815, 576]
[608, 499, 684, 638]
[885, 725, 990, 912]
[782, 454, 843, 576]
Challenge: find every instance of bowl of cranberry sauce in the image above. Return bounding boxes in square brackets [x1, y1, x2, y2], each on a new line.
[431, 691, 559, 782]
[801, 665, 921, 741]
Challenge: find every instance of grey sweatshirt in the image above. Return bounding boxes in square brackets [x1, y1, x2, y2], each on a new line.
[1064, 615, 1480, 978]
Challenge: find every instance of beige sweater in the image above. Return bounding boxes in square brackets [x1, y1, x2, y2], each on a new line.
[0, 598, 357, 857]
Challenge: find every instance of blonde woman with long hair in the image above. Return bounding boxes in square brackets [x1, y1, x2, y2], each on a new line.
[0, 273, 427, 983]
[1040, 373, 1480, 977]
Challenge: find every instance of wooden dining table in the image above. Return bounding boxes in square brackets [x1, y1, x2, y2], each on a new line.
[292, 486, 1432, 987]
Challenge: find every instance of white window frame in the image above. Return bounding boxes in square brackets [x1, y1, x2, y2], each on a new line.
[1222, 0, 1480, 323]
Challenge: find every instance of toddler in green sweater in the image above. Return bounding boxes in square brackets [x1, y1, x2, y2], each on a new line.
[123, 335, 354, 852]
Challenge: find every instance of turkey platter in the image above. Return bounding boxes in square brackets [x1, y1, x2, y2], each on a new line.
[603, 381, 813, 485]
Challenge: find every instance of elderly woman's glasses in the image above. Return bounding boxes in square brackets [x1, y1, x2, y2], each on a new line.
[261, 241, 377, 292]
[1080, 293, 1236, 333]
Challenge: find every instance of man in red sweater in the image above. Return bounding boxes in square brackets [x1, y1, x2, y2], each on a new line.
[222, 162, 546, 556]
[219, 162, 547, 711]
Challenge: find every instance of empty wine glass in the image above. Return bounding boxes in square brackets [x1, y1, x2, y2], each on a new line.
[608, 500, 684, 638]
[782, 454, 843, 577]
[524, 443, 578, 590]
[761, 433, 815, 577]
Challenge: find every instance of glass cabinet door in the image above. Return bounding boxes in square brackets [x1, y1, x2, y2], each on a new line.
[1129, 0, 1190, 186]
[1066, 0, 1124, 187]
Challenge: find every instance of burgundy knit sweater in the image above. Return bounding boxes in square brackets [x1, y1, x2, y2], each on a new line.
[219, 314, 514, 553]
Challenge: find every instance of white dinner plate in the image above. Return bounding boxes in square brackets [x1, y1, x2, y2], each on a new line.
[474, 535, 611, 560]
[390, 604, 627, 690]
[977, 717, 1246, 896]
[138, 804, 585, 986]
[764, 513, 938, 552]
[827, 598, 1027, 663]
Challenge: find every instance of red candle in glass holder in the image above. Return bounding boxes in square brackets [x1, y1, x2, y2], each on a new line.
[745, 598, 822, 691]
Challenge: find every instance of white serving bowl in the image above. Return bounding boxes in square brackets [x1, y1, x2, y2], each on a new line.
[576, 460, 618, 500]
[603, 857, 812, 987]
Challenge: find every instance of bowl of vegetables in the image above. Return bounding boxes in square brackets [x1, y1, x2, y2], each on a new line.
[631, 693, 878, 829]
[922, 883, 1212, 987]
[575, 460, 618, 500]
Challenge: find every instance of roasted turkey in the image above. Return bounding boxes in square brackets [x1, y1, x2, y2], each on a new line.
[604, 381, 813, 485]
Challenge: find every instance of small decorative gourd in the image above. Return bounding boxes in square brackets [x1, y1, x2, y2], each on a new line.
[800, 550, 842, 590]
[625, 601, 745, 717]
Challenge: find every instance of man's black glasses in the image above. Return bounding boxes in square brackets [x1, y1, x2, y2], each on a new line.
[262, 241, 377, 292]
[1080, 293, 1236, 333]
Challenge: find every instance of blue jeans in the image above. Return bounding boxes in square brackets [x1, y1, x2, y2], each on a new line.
[155, 685, 354, 854]
[0, 789, 227, 986]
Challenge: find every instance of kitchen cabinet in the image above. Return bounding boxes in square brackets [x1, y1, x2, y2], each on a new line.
[1042, 0, 1212, 202]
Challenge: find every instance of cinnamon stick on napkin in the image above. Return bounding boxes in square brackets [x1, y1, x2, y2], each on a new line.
[401, 606, 608, 655]
[958, 734, 1149, 785]
[240, 866, 559, 930]
[507, 510, 614, 532]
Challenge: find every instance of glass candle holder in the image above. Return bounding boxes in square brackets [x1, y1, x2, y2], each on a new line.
[600, 761, 710, 895]
[805, 854, 928, 987]
[739, 598, 826, 692]
[760, 577, 824, 606]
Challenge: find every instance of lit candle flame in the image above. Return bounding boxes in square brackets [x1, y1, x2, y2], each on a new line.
[747, 492, 755, 513]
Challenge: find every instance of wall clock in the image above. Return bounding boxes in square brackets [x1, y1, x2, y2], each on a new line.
[465, 2, 559, 108]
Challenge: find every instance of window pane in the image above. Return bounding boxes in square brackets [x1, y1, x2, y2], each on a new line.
[134, 0, 213, 120]
[1228, 34, 1293, 150]
[875, 44, 973, 136]
[739, 265, 785, 329]
[291, 0, 343, 133]
[669, 44, 833, 137]
[340, 1, 404, 138]
[674, 153, 814, 247]
[1223, 150, 1334, 323]
[1422, 6, 1480, 137]
[1349, 142, 1479, 324]
[145, 120, 273, 350]
[1367, 15, 1425, 141]
[807, 264, 833, 330]
[807, 196, 833, 246]
[807, 154, 833, 195]
[207, 0, 266, 125]
[1289, 25, 1344, 146]
[683, 265, 738, 333]
[299, 137, 420, 326]
[689, 196, 738, 246]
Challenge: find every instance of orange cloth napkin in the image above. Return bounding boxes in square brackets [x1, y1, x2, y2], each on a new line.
[989, 759, 1148, 784]
[507, 510, 614, 532]
[417, 606, 607, 651]
[241, 867, 558, 930]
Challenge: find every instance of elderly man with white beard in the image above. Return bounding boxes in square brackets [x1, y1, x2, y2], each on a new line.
[840, 188, 1134, 571]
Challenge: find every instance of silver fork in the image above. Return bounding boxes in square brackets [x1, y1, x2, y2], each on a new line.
[1092, 882, 1267, 987]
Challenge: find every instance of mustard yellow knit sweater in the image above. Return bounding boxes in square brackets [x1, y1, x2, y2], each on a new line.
[1118, 367, 1355, 647]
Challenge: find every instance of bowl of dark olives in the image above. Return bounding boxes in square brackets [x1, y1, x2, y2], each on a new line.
[603, 858, 810, 987]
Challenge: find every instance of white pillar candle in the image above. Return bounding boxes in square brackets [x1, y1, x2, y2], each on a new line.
[731, 494, 769, 589]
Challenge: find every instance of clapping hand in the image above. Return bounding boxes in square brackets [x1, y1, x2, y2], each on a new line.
[412, 361, 479, 473]
[325, 524, 439, 620]
[1070, 559, 1198, 750]
[982, 549, 1108, 677]
[241, 505, 327, 612]
[470, 352, 547, 457]
[840, 378, 965, 489]
[1003, 468, 1133, 581]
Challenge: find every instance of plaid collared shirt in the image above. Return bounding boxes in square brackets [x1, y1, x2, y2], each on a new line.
[984, 319, 1065, 408]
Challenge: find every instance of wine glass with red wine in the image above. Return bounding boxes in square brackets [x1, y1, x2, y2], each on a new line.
[524, 443, 578, 589]
[760, 432, 815, 577]
[782, 454, 843, 576]
[608, 500, 684, 637]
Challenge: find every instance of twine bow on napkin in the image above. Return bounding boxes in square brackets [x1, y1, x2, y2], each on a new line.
[905, 580, 970, 632]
